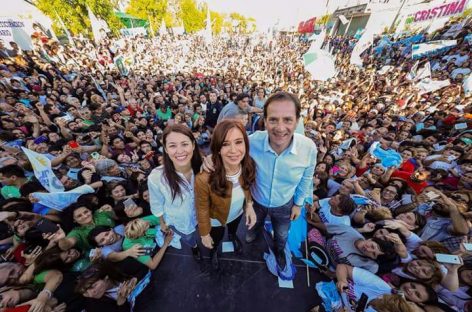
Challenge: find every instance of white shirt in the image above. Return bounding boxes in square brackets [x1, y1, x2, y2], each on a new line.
[148, 166, 197, 235]
[211, 168, 245, 227]
[318, 198, 351, 226]
[344, 268, 392, 312]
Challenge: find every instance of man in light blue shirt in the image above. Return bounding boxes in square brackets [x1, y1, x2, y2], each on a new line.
[247, 92, 316, 270]
[204, 92, 316, 270]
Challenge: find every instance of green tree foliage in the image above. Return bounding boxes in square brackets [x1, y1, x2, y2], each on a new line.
[210, 11, 224, 34]
[178, 0, 205, 33]
[35, 0, 121, 37]
[126, 0, 168, 33]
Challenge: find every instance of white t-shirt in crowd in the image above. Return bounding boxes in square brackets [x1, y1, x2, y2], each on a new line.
[344, 267, 392, 312]
[318, 198, 351, 226]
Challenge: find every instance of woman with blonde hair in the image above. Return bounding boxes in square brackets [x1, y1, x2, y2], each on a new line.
[122, 218, 173, 270]
[195, 119, 257, 269]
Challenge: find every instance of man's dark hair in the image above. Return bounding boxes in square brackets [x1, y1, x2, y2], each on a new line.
[263, 91, 301, 119]
[235, 93, 250, 103]
[0, 165, 26, 178]
[338, 195, 357, 215]
[88, 226, 112, 247]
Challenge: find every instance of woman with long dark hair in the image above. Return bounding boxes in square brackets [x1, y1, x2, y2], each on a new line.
[148, 124, 203, 261]
[195, 120, 257, 269]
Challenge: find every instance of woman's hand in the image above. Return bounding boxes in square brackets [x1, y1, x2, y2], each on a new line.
[126, 244, 145, 259]
[21, 246, 43, 266]
[117, 278, 137, 306]
[336, 280, 349, 293]
[0, 289, 21, 307]
[201, 234, 214, 249]
[98, 204, 113, 212]
[245, 204, 257, 230]
[163, 230, 174, 247]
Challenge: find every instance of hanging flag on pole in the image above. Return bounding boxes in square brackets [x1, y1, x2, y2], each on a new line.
[21, 147, 64, 193]
[303, 48, 337, 81]
[415, 62, 432, 81]
[406, 61, 419, 80]
[350, 31, 373, 67]
[87, 5, 109, 44]
[54, 10, 75, 47]
[464, 75, 472, 96]
[308, 28, 326, 51]
[203, 5, 213, 44]
[159, 19, 167, 36]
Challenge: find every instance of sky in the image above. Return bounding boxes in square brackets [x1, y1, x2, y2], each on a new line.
[205, 0, 353, 30]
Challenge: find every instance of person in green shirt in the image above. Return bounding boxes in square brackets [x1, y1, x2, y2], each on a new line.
[156, 105, 172, 122]
[59, 203, 115, 252]
[122, 218, 172, 269]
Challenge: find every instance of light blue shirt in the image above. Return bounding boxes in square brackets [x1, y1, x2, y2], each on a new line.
[148, 166, 197, 235]
[249, 131, 317, 208]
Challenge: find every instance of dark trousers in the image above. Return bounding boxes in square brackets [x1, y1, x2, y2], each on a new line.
[248, 198, 293, 255]
[209, 214, 243, 251]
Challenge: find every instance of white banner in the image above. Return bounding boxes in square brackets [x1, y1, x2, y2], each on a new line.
[0, 18, 33, 50]
[412, 40, 457, 59]
[21, 147, 64, 193]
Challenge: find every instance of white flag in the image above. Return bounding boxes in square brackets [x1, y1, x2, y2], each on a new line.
[303, 49, 337, 81]
[415, 62, 432, 81]
[87, 5, 108, 44]
[406, 61, 419, 80]
[350, 32, 373, 67]
[339, 15, 349, 25]
[464, 75, 472, 96]
[308, 28, 326, 51]
[159, 19, 167, 36]
[416, 78, 450, 95]
[21, 147, 64, 193]
[204, 6, 212, 44]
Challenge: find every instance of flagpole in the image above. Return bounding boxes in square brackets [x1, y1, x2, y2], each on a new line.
[54, 9, 75, 48]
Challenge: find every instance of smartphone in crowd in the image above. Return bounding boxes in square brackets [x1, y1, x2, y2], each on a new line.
[123, 198, 136, 209]
[435, 253, 463, 265]
[463, 243, 472, 252]
[142, 246, 154, 256]
[425, 191, 440, 201]
[91, 152, 101, 160]
[35, 219, 58, 235]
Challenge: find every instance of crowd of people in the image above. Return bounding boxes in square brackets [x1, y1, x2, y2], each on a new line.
[0, 13, 471, 312]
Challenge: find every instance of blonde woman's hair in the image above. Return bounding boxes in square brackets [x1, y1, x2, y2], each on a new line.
[370, 294, 415, 312]
[125, 219, 149, 239]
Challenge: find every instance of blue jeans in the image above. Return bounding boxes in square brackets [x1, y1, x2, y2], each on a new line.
[169, 225, 198, 248]
[248, 198, 293, 255]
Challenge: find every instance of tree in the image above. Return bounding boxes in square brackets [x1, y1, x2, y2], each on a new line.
[35, 0, 122, 37]
[126, 0, 167, 33]
[178, 0, 204, 33]
[210, 11, 224, 34]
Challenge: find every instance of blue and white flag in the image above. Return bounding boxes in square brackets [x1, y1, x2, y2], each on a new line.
[464, 75, 472, 96]
[21, 147, 64, 193]
[412, 40, 457, 59]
